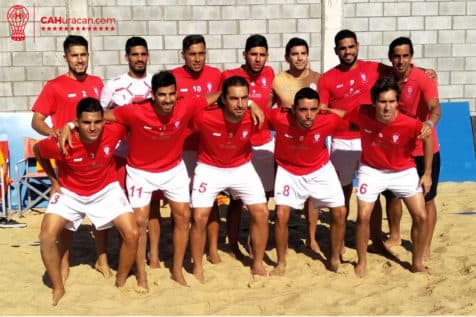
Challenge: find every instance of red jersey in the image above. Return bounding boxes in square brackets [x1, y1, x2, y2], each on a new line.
[32, 74, 103, 128]
[171, 65, 222, 151]
[193, 107, 257, 168]
[222, 65, 274, 146]
[113, 97, 207, 172]
[267, 108, 343, 175]
[398, 66, 440, 156]
[38, 123, 124, 196]
[318, 60, 390, 139]
[348, 105, 422, 171]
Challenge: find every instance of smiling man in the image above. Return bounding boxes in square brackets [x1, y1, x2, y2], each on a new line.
[34, 98, 138, 306]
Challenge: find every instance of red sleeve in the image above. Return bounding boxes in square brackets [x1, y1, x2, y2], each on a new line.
[32, 83, 56, 116]
[38, 137, 63, 161]
[317, 75, 330, 105]
[345, 104, 361, 126]
[420, 74, 439, 101]
[112, 104, 135, 124]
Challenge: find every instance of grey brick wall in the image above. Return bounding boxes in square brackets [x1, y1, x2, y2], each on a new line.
[1, 0, 475, 115]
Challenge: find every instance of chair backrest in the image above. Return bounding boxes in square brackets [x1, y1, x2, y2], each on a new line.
[0, 140, 12, 191]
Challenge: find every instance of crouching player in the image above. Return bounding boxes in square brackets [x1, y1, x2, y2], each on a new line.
[346, 78, 432, 277]
[268, 87, 347, 275]
[35, 98, 138, 305]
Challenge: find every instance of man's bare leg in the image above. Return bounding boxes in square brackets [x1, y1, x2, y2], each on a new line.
[247, 203, 269, 276]
[191, 207, 212, 283]
[148, 199, 161, 268]
[270, 205, 290, 276]
[304, 199, 320, 253]
[369, 198, 386, 251]
[93, 228, 112, 277]
[207, 204, 221, 264]
[341, 183, 353, 253]
[39, 214, 69, 306]
[59, 229, 72, 284]
[168, 200, 190, 286]
[133, 205, 151, 292]
[329, 206, 346, 272]
[423, 199, 437, 257]
[112, 213, 139, 287]
[226, 199, 243, 258]
[403, 194, 428, 272]
[385, 196, 403, 249]
[354, 199, 376, 277]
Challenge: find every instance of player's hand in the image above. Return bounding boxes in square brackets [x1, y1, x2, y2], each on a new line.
[49, 180, 63, 196]
[417, 122, 432, 139]
[424, 68, 438, 83]
[58, 124, 74, 155]
[418, 173, 432, 195]
[249, 101, 265, 128]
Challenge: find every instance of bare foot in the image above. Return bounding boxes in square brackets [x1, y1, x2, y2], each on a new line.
[354, 263, 366, 278]
[251, 264, 268, 277]
[115, 273, 128, 288]
[193, 268, 205, 284]
[207, 252, 222, 264]
[411, 264, 428, 273]
[306, 239, 321, 253]
[328, 259, 340, 272]
[171, 270, 188, 287]
[269, 264, 286, 276]
[52, 288, 65, 306]
[149, 259, 161, 269]
[135, 278, 149, 293]
[95, 262, 113, 278]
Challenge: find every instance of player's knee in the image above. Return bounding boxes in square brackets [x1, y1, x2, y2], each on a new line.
[39, 230, 57, 246]
[135, 215, 149, 230]
[122, 227, 139, 245]
[331, 206, 346, 224]
[412, 209, 427, 225]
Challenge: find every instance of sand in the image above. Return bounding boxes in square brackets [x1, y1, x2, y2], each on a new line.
[0, 181, 475, 315]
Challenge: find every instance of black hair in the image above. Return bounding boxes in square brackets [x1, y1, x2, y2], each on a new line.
[370, 77, 401, 104]
[76, 97, 103, 118]
[245, 34, 268, 52]
[388, 36, 414, 59]
[334, 29, 357, 47]
[285, 37, 309, 57]
[63, 35, 88, 54]
[182, 34, 206, 52]
[125, 36, 148, 54]
[151, 71, 176, 93]
[293, 87, 319, 108]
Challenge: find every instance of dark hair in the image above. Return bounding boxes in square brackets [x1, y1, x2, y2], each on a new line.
[151, 71, 176, 93]
[370, 77, 401, 104]
[63, 35, 88, 54]
[182, 34, 206, 52]
[294, 87, 319, 107]
[388, 36, 414, 59]
[76, 97, 103, 118]
[334, 29, 357, 47]
[245, 34, 268, 52]
[285, 37, 309, 57]
[125, 36, 148, 54]
[218, 76, 249, 108]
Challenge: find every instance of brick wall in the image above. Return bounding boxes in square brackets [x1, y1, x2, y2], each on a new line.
[1, 0, 475, 114]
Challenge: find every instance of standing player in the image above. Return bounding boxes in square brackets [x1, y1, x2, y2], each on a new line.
[383, 37, 441, 257]
[171, 34, 223, 264]
[222, 34, 275, 255]
[100, 37, 165, 270]
[268, 87, 346, 275]
[347, 78, 431, 277]
[190, 76, 269, 283]
[35, 98, 138, 306]
[272, 37, 322, 253]
[30, 35, 108, 279]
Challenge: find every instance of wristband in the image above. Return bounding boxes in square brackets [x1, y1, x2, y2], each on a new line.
[424, 120, 434, 129]
[67, 121, 76, 130]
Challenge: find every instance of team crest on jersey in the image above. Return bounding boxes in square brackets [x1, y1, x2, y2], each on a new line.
[392, 133, 400, 144]
[313, 133, 321, 143]
[103, 146, 110, 156]
[81, 90, 87, 97]
[241, 130, 249, 140]
[228, 132, 234, 138]
[349, 79, 355, 86]
[309, 83, 317, 91]
[174, 120, 181, 129]
[299, 136, 304, 142]
[207, 82, 213, 93]
[406, 86, 414, 96]
[360, 73, 368, 83]
[378, 132, 383, 138]
[261, 78, 268, 87]
[94, 87, 99, 96]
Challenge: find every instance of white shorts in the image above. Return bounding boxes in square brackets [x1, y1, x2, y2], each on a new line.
[191, 161, 266, 208]
[330, 138, 361, 186]
[356, 164, 422, 203]
[252, 138, 275, 193]
[125, 161, 190, 208]
[46, 182, 132, 231]
[182, 150, 198, 181]
[274, 162, 345, 210]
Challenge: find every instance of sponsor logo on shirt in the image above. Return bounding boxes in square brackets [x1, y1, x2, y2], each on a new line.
[336, 84, 344, 89]
[284, 133, 293, 139]
[73, 157, 83, 162]
[143, 126, 152, 130]
[180, 88, 188, 93]
[212, 132, 221, 137]
[68, 93, 77, 98]
[364, 129, 373, 134]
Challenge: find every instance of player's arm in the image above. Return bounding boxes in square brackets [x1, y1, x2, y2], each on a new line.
[205, 92, 221, 105]
[100, 81, 114, 109]
[33, 142, 62, 195]
[418, 133, 433, 195]
[32, 112, 58, 137]
[248, 101, 265, 128]
[418, 98, 441, 139]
